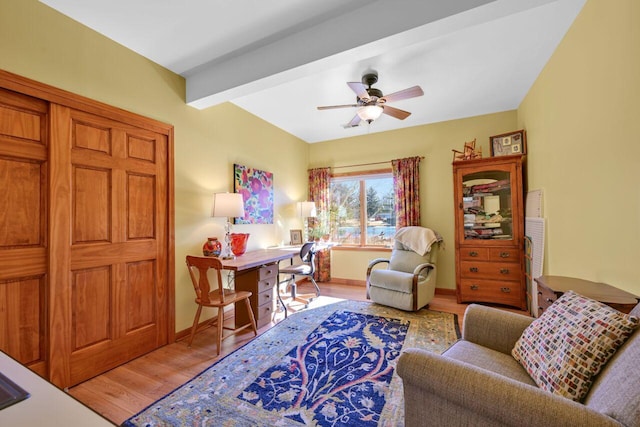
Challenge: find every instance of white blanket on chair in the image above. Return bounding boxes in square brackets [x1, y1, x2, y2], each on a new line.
[394, 226, 442, 256]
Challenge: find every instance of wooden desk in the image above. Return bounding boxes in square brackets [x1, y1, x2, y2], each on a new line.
[0, 351, 114, 426]
[221, 248, 297, 328]
[535, 275, 639, 314]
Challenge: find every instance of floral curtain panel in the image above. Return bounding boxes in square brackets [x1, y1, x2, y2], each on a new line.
[308, 167, 330, 238]
[392, 156, 422, 227]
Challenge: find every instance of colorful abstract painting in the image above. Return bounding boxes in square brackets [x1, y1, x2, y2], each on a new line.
[234, 164, 274, 224]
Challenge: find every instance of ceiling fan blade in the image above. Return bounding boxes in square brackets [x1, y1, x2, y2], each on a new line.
[317, 104, 358, 110]
[380, 85, 424, 103]
[347, 82, 371, 102]
[382, 105, 411, 120]
[343, 114, 362, 128]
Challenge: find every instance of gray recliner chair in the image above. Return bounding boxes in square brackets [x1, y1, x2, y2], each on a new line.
[366, 227, 441, 311]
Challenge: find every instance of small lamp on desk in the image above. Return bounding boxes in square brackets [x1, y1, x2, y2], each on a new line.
[212, 192, 245, 259]
[297, 201, 316, 242]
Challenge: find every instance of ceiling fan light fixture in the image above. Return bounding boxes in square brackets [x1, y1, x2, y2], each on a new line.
[357, 105, 383, 123]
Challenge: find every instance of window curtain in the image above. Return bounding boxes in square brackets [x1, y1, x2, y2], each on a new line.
[392, 156, 422, 228]
[308, 167, 331, 237]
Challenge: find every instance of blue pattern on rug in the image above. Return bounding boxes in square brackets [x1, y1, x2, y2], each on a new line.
[122, 300, 460, 427]
[238, 311, 408, 426]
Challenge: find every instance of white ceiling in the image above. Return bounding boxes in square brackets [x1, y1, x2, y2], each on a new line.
[40, 0, 585, 143]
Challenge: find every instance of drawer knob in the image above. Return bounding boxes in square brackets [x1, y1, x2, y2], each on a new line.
[500, 287, 511, 293]
[470, 284, 479, 290]
[500, 268, 510, 274]
[469, 267, 479, 273]
[546, 298, 554, 303]
[500, 252, 510, 258]
[469, 251, 478, 257]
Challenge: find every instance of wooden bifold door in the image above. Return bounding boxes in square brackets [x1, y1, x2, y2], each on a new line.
[0, 71, 174, 388]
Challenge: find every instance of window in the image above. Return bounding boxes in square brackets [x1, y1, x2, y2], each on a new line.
[329, 171, 396, 246]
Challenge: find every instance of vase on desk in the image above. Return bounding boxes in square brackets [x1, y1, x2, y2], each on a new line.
[202, 237, 222, 257]
[230, 233, 250, 256]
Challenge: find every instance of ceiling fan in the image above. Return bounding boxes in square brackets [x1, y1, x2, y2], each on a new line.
[317, 71, 424, 128]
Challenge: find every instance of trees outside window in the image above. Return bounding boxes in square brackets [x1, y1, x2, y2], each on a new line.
[329, 173, 395, 246]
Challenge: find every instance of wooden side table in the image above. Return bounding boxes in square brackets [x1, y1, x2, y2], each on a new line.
[534, 275, 639, 315]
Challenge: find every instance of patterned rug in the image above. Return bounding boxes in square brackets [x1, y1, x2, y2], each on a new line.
[122, 300, 460, 427]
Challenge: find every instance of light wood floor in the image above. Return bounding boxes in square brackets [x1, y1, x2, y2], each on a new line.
[68, 282, 524, 425]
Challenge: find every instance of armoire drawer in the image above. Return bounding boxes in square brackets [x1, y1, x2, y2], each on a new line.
[460, 247, 520, 263]
[459, 248, 490, 261]
[460, 261, 522, 281]
[459, 278, 523, 306]
[488, 248, 520, 263]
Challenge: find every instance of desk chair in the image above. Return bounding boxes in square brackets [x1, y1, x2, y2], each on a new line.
[186, 255, 257, 355]
[277, 242, 320, 317]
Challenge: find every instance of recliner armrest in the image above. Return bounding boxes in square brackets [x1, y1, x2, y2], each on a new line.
[462, 304, 534, 355]
[366, 258, 390, 299]
[366, 258, 390, 278]
[412, 262, 435, 278]
[367, 258, 389, 269]
[397, 349, 620, 427]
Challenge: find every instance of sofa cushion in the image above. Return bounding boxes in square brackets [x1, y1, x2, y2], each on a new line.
[444, 340, 537, 387]
[583, 303, 640, 427]
[389, 247, 431, 274]
[512, 291, 639, 402]
[369, 269, 413, 293]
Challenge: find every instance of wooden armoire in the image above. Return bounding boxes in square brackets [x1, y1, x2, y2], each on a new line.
[452, 155, 526, 310]
[0, 70, 174, 388]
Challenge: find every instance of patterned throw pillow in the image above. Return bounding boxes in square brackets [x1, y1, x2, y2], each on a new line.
[512, 290, 639, 401]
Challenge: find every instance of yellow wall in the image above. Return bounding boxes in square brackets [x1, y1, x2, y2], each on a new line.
[518, 0, 640, 295]
[0, 0, 310, 331]
[2, 0, 636, 335]
[309, 111, 517, 289]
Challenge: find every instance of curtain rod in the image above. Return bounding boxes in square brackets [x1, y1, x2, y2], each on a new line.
[309, 156, 425, 171]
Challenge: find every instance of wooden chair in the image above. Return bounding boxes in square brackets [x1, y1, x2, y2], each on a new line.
[185, 255, 257, 355]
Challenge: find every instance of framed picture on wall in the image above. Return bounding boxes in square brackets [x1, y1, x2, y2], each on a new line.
[490, 130, 527, 157]
[290, 229, 303, 245]
[233, 164, 274, 224]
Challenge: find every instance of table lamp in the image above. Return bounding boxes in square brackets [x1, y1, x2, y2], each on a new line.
[212, 192, 245, 259]
[297, 201, 317, 242]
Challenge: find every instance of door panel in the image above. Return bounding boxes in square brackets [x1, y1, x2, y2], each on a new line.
[125, 260, 156, 331]
[50, 105, 168, 387]
[0, 88, 48, 376]
[73, 166, 111, 243]
[72, 266, 111, 350]
[127, 173, 156, 239]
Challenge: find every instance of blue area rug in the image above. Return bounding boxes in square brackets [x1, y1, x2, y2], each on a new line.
[122, 300, 459, 426]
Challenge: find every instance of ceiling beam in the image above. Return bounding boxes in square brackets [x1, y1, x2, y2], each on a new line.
[186, 0, 498, 109]
[186, 0, 559, 110]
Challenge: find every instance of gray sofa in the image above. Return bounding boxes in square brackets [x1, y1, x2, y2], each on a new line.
[397, 302, 640, 427]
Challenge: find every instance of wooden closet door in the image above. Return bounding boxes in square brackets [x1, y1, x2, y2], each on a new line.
[49, 104, 169, 387]
[0, 88, 48, 376]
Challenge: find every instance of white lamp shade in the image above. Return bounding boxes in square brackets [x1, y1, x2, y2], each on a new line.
[212, 192, 245, 218]
[297, 201, 317, 218]
[357, 105, 383, 122]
